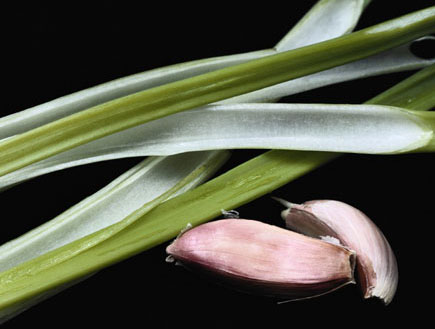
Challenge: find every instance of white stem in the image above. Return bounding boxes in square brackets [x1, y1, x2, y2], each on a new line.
[0, 150, 228, 272]
[1, 103, 431, 191]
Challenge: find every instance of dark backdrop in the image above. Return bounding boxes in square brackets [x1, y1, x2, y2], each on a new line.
[0, 1, 434, 327]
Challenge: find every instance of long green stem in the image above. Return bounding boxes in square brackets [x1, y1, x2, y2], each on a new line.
[0, 150, 231, 311]
[1, 64, 434, 311]
[0, 7, 434, 177]
[0, 151, 230, 272]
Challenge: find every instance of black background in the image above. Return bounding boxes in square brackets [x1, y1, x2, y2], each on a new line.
[0, 1, 434, 327]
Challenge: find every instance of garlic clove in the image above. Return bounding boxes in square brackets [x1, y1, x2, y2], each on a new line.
[167, 219, 355, 300]
[281, 199, 398, 304]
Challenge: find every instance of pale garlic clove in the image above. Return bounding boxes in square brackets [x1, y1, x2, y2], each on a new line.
[166, 219, 356, 300]
[280, 199, 398, 305]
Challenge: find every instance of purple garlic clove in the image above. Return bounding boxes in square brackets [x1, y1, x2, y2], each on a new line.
[167, 219, 355, 300]
[280, 199, 398, 305]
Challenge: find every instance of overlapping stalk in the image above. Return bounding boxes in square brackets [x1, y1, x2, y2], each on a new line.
[1, 62, 433, 318]
[0, 1, 433, 190]
[0, 6, 434, 178]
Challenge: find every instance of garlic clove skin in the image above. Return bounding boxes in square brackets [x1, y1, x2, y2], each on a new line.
[281, 200, 398, 305]
[167, 219, 355, 300]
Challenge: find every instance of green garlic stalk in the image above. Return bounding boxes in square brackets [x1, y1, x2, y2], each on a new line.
[0, 6, 433, 177]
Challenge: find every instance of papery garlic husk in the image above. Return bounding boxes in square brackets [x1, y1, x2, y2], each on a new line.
[280, 199, 398, 305]
[166, 219, 356, 300]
